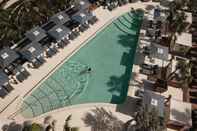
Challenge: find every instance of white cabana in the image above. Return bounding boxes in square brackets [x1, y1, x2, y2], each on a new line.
[169, 99, 192, 126]
[176, 33, 192, 47]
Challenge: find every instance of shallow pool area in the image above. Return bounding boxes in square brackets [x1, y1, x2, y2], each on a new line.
[20, 11, 143, 118]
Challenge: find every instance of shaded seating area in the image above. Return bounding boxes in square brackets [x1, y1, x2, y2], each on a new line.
[48, 24, 71, 48]
[134, 89, 165, 118]
[71, 11, 91, 32]
[139, 63, 159, 75]
[50, 11, 71, 25]
[166, 99, 192, 130]
[25, 26, 47, 42]
[43, 43, 58, 58]
[142, 90, 165, 117]
[0, 48, 30, 83]
[19, 41, 45, 68]
[0, 70, 13, 98]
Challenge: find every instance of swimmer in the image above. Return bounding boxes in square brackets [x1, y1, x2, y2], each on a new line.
[87, 67, 92, 72]
[79, 67, 92, 75]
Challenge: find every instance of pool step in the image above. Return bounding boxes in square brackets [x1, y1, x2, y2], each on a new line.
[113, 19, 137, 35]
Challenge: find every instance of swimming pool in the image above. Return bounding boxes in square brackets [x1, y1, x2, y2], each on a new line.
[21, 11, 143, 118]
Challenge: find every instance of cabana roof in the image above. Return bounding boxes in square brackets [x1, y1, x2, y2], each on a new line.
[50, 11, 70, 25]
[71, 11, 92, 24]
[142, 90, 165, 117]
[0, 48, 19, 68]
[151, 43, 169, 61]
[48, 24, 71, 41]
[20, 42, 44, 61]
[176, 32, 192, 47]
[185, 12, 192, 24]
[78, 0, 91, 10]
[170, 99, 192, 126]
[25, 26, 47, 42]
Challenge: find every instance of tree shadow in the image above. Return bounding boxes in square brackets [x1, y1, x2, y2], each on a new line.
[134, 48, 145, 65]
[82, 107, 124, 131]
[107, 33, 140, 103]
[116, 96, 140, 117]
[117, 34, 138, 48]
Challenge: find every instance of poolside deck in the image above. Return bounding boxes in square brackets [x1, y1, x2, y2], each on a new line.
[0, 1, 177, 131]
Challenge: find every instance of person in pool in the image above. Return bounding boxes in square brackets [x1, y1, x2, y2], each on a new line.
[79, 67, 92, 75]
[87, 67, 92, 72]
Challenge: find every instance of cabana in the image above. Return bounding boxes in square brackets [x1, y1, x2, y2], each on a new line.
[50, 11, 71, 25]
[0, 48, 29, 82]
[173, 33, 192, 55]
[167, 99, 192, 130]
[0, 48, 19, 69]
[48, 24, 71, 48]
[0, 70, 13, 93]
[25, 26, 47, 42]
[142, 90, 165, 118]
[19, 42, 45, 68]
[71, 11, 91, 32]
[78, 0, 91, 11]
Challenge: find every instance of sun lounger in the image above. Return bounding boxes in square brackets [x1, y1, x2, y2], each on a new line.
[63, 39, 70, 45]
[140, 68, 154, 75]
[0, 86, 8, 98]
[50, 45, 58, 54]
[3, 83, 13, 93]
[57, 41, 65, 48]
[31, 59, 42, 68]
[15, 71, 25, 82]
[191, 85, 197, 89]
[190, 98, 197, 104]
[190, 91, 197, 97]
[46, 48, 55, 58]
[88, 16, 98, 25]
[37, 56, 45, 65]
[69, 33, 76, 40]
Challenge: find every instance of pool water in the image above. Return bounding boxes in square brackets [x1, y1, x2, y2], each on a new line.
[21, 11, 143, 118]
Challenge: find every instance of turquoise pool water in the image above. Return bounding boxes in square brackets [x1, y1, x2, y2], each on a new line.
[21, 11, 143, 118]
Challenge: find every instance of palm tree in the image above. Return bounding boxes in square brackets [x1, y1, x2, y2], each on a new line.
[83, 107, 123, 131]
[167, 60, 193, 101]
[0, 8, 22, 46]
[64, 115, 79, 131]
[126, 106, 166, 131]
[167, 9, 188, 51]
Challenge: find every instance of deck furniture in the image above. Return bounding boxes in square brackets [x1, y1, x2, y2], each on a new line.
[19, 41, 45, 68]
[48, 24, 71, 48]
[71, 11, 92, 32]
[0, 70, 13, 93]
[0, 86, 8, 98]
